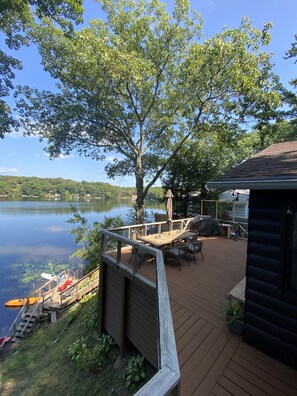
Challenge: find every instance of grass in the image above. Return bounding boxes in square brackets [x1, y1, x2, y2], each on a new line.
[0, 293, 149, 396]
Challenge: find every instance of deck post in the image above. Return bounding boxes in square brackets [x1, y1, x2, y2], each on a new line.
[97, 234, 106, 336]
[116, 240, 122, 264]
[119, 276, 126, 359]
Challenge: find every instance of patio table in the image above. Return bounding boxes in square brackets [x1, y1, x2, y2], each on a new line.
[137, 230, 198, 248]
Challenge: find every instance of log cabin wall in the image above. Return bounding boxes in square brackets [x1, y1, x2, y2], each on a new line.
[243, 189, 297, 368]
[99, 261, 158, 368]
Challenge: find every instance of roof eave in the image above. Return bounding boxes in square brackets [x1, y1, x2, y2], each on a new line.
[207, 179, 297, 190]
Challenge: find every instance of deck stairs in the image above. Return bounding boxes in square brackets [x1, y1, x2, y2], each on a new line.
[14, 303, 48, 339]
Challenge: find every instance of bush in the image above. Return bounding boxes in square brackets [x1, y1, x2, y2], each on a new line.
[91, 334, 114, 368]
[67, 336, 88, 366]
[123, 355, 146, 391]
[225, 300, 244, 323]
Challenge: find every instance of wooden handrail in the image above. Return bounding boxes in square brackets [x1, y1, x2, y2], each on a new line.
[58, 267, 99, 302]
[28, 269, 68, 298]
[101, 229, 180, 395]
[19, 301, 41, 337]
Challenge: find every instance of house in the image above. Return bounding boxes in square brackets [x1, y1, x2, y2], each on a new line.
[207, 141, 297, 369]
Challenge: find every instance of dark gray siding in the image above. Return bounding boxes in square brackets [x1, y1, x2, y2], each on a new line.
[243, 190, 297, 368]
[100, 261, 158, 368]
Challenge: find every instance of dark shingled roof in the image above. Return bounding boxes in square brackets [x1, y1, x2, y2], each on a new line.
[207, 141, 297, 190]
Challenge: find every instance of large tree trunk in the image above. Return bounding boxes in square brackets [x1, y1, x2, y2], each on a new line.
[135, 156, 145, 224]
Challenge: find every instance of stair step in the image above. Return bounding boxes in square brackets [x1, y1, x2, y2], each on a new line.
[15, 332, 25, 339]
[19, 322, 34, 329]
[21, 318, 36, 323]
[23, 314, 37, 320]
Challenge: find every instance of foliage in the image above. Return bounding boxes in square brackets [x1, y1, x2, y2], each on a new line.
[16, 0, 280, 224]
[0, 0, 83, 137]
[67, 336, 88, 365]
[0, 175, 139, 199]
[225, 301, 244, 323]
[123, 355, 146, 392]
[285, 33, 297, 87]
[62, 292, 98, 334]
[91, 334, 114, 368]
[68, 332, 114, 371]
[68, 207, 124, 274]
[0, 294, 136, 395]
[162, 129, 256, 216]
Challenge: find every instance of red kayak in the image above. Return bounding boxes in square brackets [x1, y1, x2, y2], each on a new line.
[58, 277, 73, 292]
[0, 336, 12, 348]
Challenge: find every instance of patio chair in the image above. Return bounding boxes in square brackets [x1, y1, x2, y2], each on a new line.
[164, 243, 189, 271]
[186, 241, 204, 264]
[184, 231, 199, 243]
[129, 245, 155, 269]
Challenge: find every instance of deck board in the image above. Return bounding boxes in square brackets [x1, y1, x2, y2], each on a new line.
[119, 235, 297, 395]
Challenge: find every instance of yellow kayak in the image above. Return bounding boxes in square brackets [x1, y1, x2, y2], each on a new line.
[5, 297, 40, 308]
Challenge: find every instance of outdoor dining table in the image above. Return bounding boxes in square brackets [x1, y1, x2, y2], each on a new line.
[136, 230, 198, 248]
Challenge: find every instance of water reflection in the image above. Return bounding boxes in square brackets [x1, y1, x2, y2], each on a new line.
[0, 198, 132, 215]
[0, 199, 165, 335]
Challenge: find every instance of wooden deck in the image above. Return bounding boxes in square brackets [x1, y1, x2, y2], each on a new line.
[121, 236, 297, 395]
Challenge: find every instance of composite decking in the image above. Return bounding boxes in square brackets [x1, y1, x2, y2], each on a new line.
[121, 235, 297, 395]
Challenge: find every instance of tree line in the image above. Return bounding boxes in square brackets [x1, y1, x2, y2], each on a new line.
[0, 176, 163, 201]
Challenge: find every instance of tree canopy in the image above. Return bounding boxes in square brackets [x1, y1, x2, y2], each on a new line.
[161, 127, 259, 216]
[0, 0, 83, 137]
[16, 0, 281, 223]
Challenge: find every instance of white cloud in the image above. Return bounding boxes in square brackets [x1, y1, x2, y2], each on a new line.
[0, 166, 18, 174]
[105, 156, 116, 162]
[7, 130, 38, 139]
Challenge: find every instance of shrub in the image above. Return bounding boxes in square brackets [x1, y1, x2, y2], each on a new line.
[67, 336, 88, 366]
[123, 355, 146, 391]
[225, 300, 244, 323]
[91, 334, 114, 367]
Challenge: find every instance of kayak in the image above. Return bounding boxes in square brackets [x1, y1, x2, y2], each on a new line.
[58, 277, 73, 292]
[0, 336, 12, 348]
[4, 297, 40, 308]
[41, 272, 54, 281]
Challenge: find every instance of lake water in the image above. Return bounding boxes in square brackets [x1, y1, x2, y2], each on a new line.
[0, 199, 165, 336]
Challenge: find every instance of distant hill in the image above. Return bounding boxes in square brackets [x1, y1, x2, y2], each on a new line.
[0, 175, 163, 200]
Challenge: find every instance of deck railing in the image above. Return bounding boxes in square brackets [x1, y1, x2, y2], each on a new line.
[58, 268, 99, 306]
[28, 269, 78, 299]
[100, 228, 181, 395]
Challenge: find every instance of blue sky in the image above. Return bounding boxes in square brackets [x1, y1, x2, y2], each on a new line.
[1, 0, 297, 186]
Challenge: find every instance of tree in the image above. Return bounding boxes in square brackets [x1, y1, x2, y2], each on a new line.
[162, 127, 258, 216]
[16, 0, 280, 223]
[285, 33, 297, 86]
[0, 0, 83, 137]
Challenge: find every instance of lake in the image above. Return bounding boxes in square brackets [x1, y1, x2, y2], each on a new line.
[0, 199, 165, 336]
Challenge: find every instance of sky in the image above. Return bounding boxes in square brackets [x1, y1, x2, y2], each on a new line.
[0, 0, 297, 187]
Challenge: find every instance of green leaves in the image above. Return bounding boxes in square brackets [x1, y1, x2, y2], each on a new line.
[15, 1, 281, 223]
[123, 355, 146, 391]
[0, 0, 83, 136]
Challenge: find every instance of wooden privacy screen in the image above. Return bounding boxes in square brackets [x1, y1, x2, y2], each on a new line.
[99, 261, 158, 368]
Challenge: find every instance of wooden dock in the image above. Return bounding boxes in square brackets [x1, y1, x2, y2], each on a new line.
[13, 268, 99, 339]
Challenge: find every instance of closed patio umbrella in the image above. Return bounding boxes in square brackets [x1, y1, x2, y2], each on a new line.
[166, 189, 174, 234]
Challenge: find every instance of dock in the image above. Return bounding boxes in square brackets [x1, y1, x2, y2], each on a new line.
[11, 268, 99, 339]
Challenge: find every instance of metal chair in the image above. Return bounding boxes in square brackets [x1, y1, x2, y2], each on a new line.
[186, 241, 204, 264]
[184, 231, 199, 243]
[164, 244, 189, 271]
[129, 245, 155, 269]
